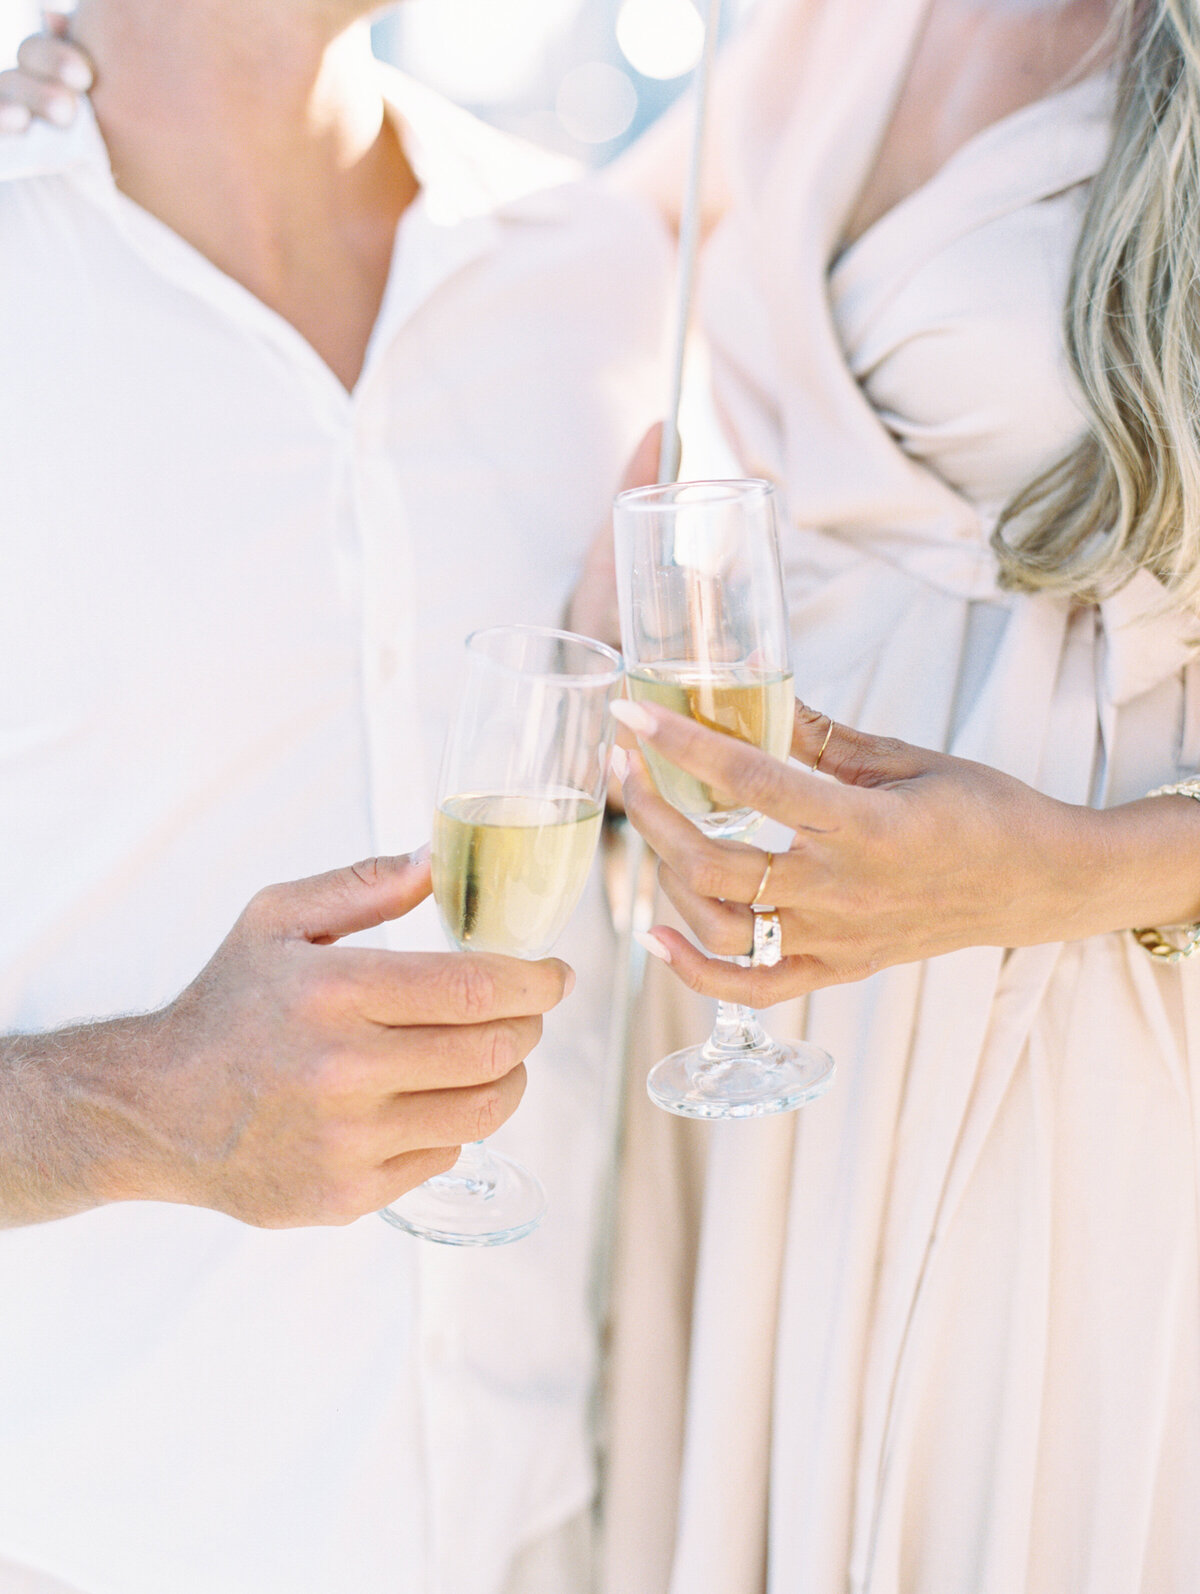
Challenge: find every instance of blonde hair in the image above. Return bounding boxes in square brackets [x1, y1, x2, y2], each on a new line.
[993, 1, 1200, 611]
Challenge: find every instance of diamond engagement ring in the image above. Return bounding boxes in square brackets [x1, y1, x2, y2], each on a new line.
[751, 909, 783, 966]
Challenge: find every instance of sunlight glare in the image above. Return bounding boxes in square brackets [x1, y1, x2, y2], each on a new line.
[399, 0, 584, 105]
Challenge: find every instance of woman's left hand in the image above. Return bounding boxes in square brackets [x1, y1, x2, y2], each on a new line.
[0, 15, 91, 135]
[613, 697, 1110, 1007]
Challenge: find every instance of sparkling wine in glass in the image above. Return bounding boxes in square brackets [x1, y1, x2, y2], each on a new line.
[379, 625, 622, 1245]
[613, 478, 836, 1119]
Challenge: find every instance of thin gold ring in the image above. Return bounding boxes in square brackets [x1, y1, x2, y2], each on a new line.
[811, 716, 835, 773]
[750, 851, 775, 908]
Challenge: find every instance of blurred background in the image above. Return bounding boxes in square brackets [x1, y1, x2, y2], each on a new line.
[0, 0, 759, 163]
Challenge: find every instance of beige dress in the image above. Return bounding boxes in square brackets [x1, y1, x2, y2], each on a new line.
[607, 2, 1200, 1591]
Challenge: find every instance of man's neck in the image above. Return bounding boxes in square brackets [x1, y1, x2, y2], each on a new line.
[71, 0, 419, 389]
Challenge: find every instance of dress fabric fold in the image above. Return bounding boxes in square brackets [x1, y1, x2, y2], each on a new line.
[607, 3, 1200, 1590]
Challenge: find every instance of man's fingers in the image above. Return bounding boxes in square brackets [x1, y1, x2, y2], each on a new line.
[612, 700, 843, 833]
[246, 851, 433, 945]
[371, 1146, 463, 1212]
[790, 701, 931, 788]
[320, 945, 574, 1028]
[17, 30, 92, 90]
[360, 1013, 544, 1092]
[371, 1064, 528, 1158]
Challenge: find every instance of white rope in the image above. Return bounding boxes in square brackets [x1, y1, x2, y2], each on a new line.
[604, 0, 725, 1124]
[606, 0, 725, 1117]
[593, 0, 725, 1521]
[658, 0, 724, 485]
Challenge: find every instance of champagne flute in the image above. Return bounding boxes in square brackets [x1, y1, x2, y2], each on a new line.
[380, 625, 623, 1246]
[613, 479, 836, 1119]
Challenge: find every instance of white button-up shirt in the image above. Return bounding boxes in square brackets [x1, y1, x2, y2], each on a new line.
[0, 67, 668, 1594]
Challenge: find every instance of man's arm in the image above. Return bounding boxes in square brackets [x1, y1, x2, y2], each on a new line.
[1, 1013, 173, 1227]
[0, 853, 571, 1229]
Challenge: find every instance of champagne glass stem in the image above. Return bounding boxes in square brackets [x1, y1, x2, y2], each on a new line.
[703, 1004, 771, 1056]
[645, 940, 834, 1119]
[438, 1142, 496, 1197]
[701, 969, 772, 1060]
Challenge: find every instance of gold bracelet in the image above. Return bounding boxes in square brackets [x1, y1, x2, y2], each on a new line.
[1131, 776, 1200, 963]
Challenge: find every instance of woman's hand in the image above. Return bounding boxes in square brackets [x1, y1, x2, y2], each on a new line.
[611, 697, 1135, 1007]
[0, 14, 91, 135]
[569, 422, 660, 811]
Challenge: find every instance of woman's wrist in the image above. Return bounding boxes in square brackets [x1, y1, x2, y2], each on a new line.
[1078, 795, 1200, 941]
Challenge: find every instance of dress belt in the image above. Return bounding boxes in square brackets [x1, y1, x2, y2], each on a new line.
[784, 524, 1200, 709]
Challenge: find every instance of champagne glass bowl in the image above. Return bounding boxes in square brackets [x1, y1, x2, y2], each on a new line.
[613, 479, 835, 1119]
[380, 625, 623, 1245]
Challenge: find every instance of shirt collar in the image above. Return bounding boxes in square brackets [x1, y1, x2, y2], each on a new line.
[0, 91, 110, 188]
[0, 65, 584, 411]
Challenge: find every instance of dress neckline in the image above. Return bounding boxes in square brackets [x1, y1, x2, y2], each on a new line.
[830, 67, 1117, 284]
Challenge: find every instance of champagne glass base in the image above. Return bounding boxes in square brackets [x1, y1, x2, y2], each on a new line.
[647, 1039, 835, 1120]
[378, 1151, 547, 1247]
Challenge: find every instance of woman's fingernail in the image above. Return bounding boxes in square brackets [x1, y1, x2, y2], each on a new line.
[611, 699, 656, 737]
[46, 95, 75, 126]
[610, 744, 629, 782]
[0, 103, 32, 133]
[563, 966, 577, 997]
[635, 930, 672, 965]
[61, 59, 94, 92]
[407, 842, 432, 866]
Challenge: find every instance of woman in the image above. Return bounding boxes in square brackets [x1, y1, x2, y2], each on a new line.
[602, 1, 1200, 1591]
[7, 2, 1200, 1590]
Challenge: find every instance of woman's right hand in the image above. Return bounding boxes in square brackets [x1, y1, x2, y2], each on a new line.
[568, 423, 661, 812]
[567, 423, 661, 652]
[0, 13, 92, 134]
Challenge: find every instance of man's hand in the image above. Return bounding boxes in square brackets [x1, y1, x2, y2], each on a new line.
[0, 853, 572, 1229]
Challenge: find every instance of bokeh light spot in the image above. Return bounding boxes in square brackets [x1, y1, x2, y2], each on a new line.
[616, 0, 705, 81]
[555, 62, 639, 145]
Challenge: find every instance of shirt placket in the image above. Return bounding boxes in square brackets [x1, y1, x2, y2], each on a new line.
[349, 377, 430, 865]
[350, 289, 477, 1594]
[351, 203, 514, 1594]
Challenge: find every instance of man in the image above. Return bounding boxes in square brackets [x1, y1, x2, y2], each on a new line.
[0, 3, 668, 1591]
